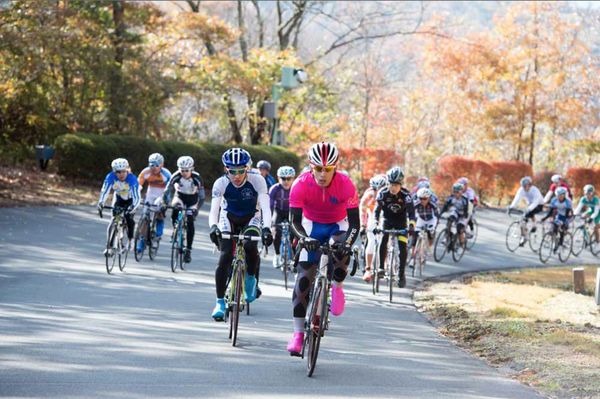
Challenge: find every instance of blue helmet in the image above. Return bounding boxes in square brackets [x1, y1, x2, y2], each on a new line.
[222, 148, 251, 168]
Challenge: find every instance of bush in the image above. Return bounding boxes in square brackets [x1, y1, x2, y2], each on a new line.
[54, 133, 300, 189]
[432, 156, 494, 202]
[338, 147, 401, 191]
[533, 170, 555, 196]
[566, 167, 596, 199]
[491, 161, 533, 205]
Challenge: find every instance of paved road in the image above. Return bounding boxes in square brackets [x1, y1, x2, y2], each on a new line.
[1, 206, 595, 398]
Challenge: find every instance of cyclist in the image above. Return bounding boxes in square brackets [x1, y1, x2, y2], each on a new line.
[411, 178, 439, 205]
[269, 165, 296, 268]
[457, 177, 478, 238]
[507, 176, 545, 245]
[541, 186, 573, 252]
[574, 184, 600, 243]
[159, 156, 205, 264]
[544, 174, 573, 203]
[97, 158, 140, 253]
[209, 148, 273, 321]
[257, 160, 276, 189]
[373, 166, 415, 289]
[412, 187, 439, 255]
[440, 182, 470, 246]
[360, 174, 387, 282]
[137, 153, 172, 252]
[286, 142, 359, 355]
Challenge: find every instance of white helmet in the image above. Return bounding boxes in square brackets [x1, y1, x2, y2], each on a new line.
[583, 184, 594, 195]
[177, 156, 194, 169]
[417, 180, 431, 189]
[111, 158, 129, 172]
[308, 142, 339, 166]
[417, 187, 432, 199]
[520, 176, 532, 187]
[148, 153, 164, 166]
[277, 166, 296, 178]
[555, 186, 567, 196]
[369, 174, 387, 191]
[551, 174, 561, 184]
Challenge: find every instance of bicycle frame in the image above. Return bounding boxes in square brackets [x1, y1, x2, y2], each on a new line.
[102, 205, 129, 274]
[277, 221, 293, 290]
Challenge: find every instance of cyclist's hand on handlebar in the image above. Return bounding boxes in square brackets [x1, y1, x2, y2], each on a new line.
[300, 236, 320, 251]
[209, 224, 221, 246]
[261, 228, 273, 247]
[586, 217, 594, 224]
[373, 227, 381, 234]
[333, 241, 352, 259]
[97, 202, 104, 217]
[125, 205, 134, 214]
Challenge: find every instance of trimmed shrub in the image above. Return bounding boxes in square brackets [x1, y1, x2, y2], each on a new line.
[533, 170, 555, 195]
[566, 167, 596, 198]
[338, 147, 401, 191]
[54, 133, 300, 189]
[491, 161, 533, 205]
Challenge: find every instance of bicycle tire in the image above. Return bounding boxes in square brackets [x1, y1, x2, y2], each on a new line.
[452, 235, 466, 262]
[134, 217, 147, 262]
[528, 225, 542, 254]
[372, 242, 380, 295]
[148, 218, 158, 261]
[307, 278, 326, 377]
[505, 221, 522, 253]
[571, 227, 585, 257]
[466, 218, 478, 250]
[171, 222, 182, 273]
[558, 232, 572, 263]
[433, 228, 448, 262]
[590, 235, 600, 256]
[539, 232, 554, 264]
[388, 242, 396, 303]
[417, 236, 425, 278]
[118, 225, 129, 272]
[231, 263, 243, 347]
[179, 220, 186, 271]
[408, 237, 417, 278]
[105, 222, 118, 274]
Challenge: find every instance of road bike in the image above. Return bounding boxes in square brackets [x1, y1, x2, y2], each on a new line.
[220, 232, 262, 347]
[134, 203, 161, 262]
[433, 215, 466, 263]
[293, 241, 357, 377]
[275, 221, 294, 290]
[571, 218, 600, 257]
[505, 208, 545, 254]
[100, 205, 130, 274]
[408, 227, 433, 278]
[372, 228, 407, 303]
[539, 222, 573, 264]
[465, 215, 478, 250]
[168, 205, 194, 273]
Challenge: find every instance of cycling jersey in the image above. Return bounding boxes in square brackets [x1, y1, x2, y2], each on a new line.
[544, 182, 573, 202]
[548, 197, 573, 218]
[289, 170, 359, 224]
[510, 185, 544, 211]
[414, 201, 439, 222]
[269, 183, 290, 215]
[373, 187, 415, 228]
[99, 171, 141, 209]
[138, 167, 171, 203]
[441, 194, 470, 219]
[359, 187, 377, 227]
[575, 196, 600, 223]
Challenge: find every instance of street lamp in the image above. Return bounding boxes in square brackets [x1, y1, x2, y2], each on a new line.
[267, 67, 307, 145]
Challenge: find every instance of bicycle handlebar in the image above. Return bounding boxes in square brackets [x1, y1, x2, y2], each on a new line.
[373, 228, 408, 235]
[220, 233, 262, 242]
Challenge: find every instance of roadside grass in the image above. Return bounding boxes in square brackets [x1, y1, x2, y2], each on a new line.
[415, 267, 600, 399]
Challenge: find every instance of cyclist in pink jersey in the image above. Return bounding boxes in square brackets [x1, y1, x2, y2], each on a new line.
[286, 142, 360, 355]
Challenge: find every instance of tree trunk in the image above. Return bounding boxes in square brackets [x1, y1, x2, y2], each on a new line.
[237, 0, 248, 62]
[251, 0, 264, 48]
[108, 0, 125, 133]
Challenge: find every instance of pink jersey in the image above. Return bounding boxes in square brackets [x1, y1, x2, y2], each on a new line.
[289, 170, 359, 223]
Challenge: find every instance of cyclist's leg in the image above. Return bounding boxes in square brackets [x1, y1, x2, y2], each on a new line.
[378, 232, 390, 273]
[273, 213, 285, 256]
[397, 232, 408, 287]
[171, 196, 183, 227]
[457, 219, 467, 245]
[117, 198, 135, 240]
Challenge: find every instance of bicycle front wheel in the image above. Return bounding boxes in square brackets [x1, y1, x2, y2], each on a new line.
[388, 245, 396, 303]
[230, 264, 243, 347]
[452, 235, 466, 262]
[372, 244, 380, 295]
[433, 229, 448, 262]
[505, 221, 521, 253]
[590, 235, 600, 256]
[528, 225, 542, 254]
[558, 232, 572, 263]
[307, 278, 327, 377]
[539, 232, 554, 264]
[171, 224, 182, 273]
[118, 226, 129, 272]
[417, 238, 426, 278]
[105, 222, 118, 274]
[466, 219, 478, 250]
[571, 227, 585, 257]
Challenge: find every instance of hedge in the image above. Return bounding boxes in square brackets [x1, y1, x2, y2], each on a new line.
[54, 133, 301, 188]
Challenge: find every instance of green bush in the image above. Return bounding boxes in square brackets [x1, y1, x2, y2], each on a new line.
[54, 133, 301, 188]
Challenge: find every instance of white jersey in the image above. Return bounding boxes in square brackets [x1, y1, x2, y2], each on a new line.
[509, 186, 544, 211]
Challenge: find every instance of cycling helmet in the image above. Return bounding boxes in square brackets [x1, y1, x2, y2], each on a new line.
[277, 166, 296, 178]
[111, 158, 129, 172]
[417, 176, 430, 183]
[457, 177, 469, 186]
[148, 153, 164, 166]
[308, 142, 339, 166]
[222, 148, 251, 168]
[369, 174, 387, 191]
[386, 166, 404, 184]
[417, 180, 431, 189]
[257, 160, 271, 171]
[551, 174, 561, 184]
[452, 183, 464, 193]
[583, 184, 595, 195]
[555, 186, 567, 196]
[177, 156, 194, 169]
[520, 176, 532, 187]
[417, 187, 432, 199]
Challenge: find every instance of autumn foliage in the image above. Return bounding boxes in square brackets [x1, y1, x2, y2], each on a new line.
[565, 167, 598, 197]
[491, 161, 533, 204]
[338, 147, 401, 190]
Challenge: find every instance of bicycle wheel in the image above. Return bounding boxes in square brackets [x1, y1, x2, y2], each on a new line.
[571, 227, 585, 257]
[105, 222, 118, 274]
[148, 230, 158, 261]
[505, 221, 521, 252]
[558, 232, 572, 263]
[466, 218, 478, 250]
[433, 229, 448, 262]
[281, 241, 289, 290]
[171, 223, 182, 272]
[452, 234, 466, 262]
[528, 224, 542, 254]
[590, 234, 600, 256]
[388, 243, 396, 303]
[134, 217, 147, 262]
[408, 238, 417, 278]
[118, 225, 129, 272]
[230, 264, 243, 347]
[539, 232, 554, 264]
[372, 243, 380, 295]
[417, 238, 425, 278]
[307, 278, 327, 377]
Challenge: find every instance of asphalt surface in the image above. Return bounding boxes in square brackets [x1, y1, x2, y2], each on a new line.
[1, 206, 595, 398]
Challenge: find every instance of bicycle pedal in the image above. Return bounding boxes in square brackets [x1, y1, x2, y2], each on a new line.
[290, 351, 302, 358]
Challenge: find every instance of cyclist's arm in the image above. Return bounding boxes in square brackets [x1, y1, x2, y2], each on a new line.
[192, 172, 205, 208]
[268, 185, 277, 213]
[259, 191, 272, 228]
[509, 187, 523, 209]
[208, 179, 225, 227]
[162, 172, 178, 203]
[290, 207, 309, 239]
[98, 173, 113, 205]
[406, 193, 416, 227]
[343, 207, 360, 247]
[130, 178, 141, 210]
[574, 198, 584, 216]
[359, 191, 370, 227]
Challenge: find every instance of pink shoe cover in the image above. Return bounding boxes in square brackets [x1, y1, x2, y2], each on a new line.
[287, 332, 304, 353]
[330, 284, 345, 316]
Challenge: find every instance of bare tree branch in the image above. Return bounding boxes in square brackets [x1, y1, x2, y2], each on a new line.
[250, 0, 264, 47]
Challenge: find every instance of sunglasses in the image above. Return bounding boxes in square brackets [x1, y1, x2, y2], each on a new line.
[419, 197, 429, 201]
[312, 165, 336, 173]
[280, 177, 293, 181]
[115, 170, 127, 174]
[227, 168, 247, 176]
[149, 163, 160, 168]
[180, 168, 192, 173]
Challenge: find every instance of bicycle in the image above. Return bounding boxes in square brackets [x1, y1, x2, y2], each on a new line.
[220, 232, 262, 347]
[99, 205, 130, 274]
[168, 205, 194, 273]
[465, 216, 478, 250]
[134, 203, 161, 262]
[372, 228, 407, 303]
[571, 218, 600, 257]
[293, 242, 357, 377]
[408, 227, 433, 278]
[505, 208, 545, 254]
[275, 221, 294, 290]
[433, 215, 466, 263]
[539, 222, 573, 264]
